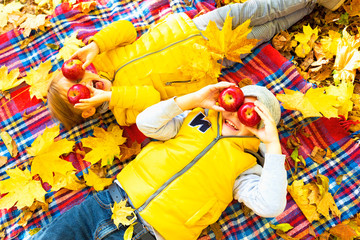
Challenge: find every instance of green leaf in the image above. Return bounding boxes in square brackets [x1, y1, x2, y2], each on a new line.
[270, 223, 294, 232]
[45, 43, 60, 50]
[337, 13, 349, 25]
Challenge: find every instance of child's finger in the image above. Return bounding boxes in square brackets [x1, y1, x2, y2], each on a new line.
[254, 102, 274, 124]
[216, 81, 236, 89]
[82, 60, 90, 69]
[254, 105, 267, 120]
[211, 105, 226, 112]
[254, 101, 272, 119]
[74, 103, 88, 110]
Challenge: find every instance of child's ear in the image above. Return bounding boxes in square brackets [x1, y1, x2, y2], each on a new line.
[81, 107, 96, 118]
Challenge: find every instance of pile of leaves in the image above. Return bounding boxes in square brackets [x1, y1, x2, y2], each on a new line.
[272, 0, 360, 132]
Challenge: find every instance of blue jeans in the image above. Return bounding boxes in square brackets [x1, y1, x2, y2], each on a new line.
[31, 189, 145, 240]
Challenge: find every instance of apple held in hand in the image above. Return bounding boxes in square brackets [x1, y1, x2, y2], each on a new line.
[67, 84, 91, 105]
[218, 86, 244, 112]
[237, 102, 261, 127]
[61, 59, 85, 81]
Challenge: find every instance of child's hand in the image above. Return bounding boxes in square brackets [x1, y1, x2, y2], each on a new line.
[74, 84, 111, 110]
[196, 82, 237, 111]
[71, 42, 100, 69]
[244, 101, 282, 155]
[175, 82, 236, 111]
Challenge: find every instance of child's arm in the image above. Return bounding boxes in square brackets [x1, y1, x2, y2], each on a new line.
[174, 81, 235, 112]
[136, 98, 189, 141]
[233, 154, 287, 217]
[233, 101, 287, 217]
[89, 20, 137, 53]
[71, 20, 137, 69]
[137, 81, 235, 140]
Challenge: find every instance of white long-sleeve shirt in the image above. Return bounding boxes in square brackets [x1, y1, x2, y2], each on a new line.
[133, 98, 288, 239]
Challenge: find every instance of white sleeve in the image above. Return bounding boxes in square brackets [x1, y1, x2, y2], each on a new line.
[136, 98, 190, 141]
[233, 153, 287, 218]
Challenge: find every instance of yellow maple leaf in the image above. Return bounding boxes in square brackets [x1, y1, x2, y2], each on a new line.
[57, 32, 85, 60]
[276, 88, 339, 118]
[294, 24, 318, 58]
[333, 28, 360, 83]
[0, 2, 23, 28]
[19, 13, 52, 37]
[0, 167, 46, 210]
[52, 171, 85, 191]
[326, 81, 354, 118]
[288, 178, 341, 223]
[82, 125, 126, 167]
[288, 180, 320, 222]
[111, 199, 136, 228]
[201, 12, 259, 64]
[178, 42, 222, 83]
[27, 125, 76, 185]
[23, 60, 55, 102]
[83, 169, 113, 191]
[0, 65, 22, 92]
[320, 30, 342, 60]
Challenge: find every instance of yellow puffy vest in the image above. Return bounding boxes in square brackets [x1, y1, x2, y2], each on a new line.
[117, 108, 260, 239]
[92, 13, 218, 100]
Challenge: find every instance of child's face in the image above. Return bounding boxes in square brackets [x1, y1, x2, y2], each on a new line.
[221, 96, 257, 137]
[59, 71, 112, 93]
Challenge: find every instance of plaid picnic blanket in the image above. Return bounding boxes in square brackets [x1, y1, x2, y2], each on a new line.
[0, 0, 359, 239]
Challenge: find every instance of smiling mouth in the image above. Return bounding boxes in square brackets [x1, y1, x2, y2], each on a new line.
[225, 119, 239, 130]
[92, 80, 104, 90]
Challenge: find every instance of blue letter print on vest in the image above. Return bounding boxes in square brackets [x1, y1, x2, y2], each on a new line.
[189, 112, 211, 133]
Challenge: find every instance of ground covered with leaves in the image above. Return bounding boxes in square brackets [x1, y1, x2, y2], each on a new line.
[1, 0, 360, 239]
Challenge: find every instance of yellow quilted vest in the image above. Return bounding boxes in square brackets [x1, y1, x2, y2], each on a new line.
[92, 13, 218, 100]
[117, 108, 260, 239]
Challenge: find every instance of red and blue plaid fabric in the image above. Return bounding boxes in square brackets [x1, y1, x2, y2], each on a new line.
[0, 0, 359, 239]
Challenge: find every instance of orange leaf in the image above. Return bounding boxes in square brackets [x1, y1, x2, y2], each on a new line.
[329, 223, 358, 240]
[344, 0, 360, 17]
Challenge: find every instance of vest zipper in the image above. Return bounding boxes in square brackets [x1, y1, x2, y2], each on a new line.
[136, 112, 257, 212]
[137, 134, 222, 212]
[113, 33, 202, 81]
[165, 80, 191, 86]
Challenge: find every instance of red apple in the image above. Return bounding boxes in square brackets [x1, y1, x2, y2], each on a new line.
[67, 84, 91, 105]
[218, 86, 244, 112]
[237, 102, 261, 127]
[61, 59, 85, 81]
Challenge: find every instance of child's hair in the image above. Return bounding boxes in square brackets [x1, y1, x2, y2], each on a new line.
[47, 72, 85, 130]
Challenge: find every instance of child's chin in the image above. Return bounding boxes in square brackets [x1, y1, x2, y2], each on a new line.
[222, 125, 239, 136]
